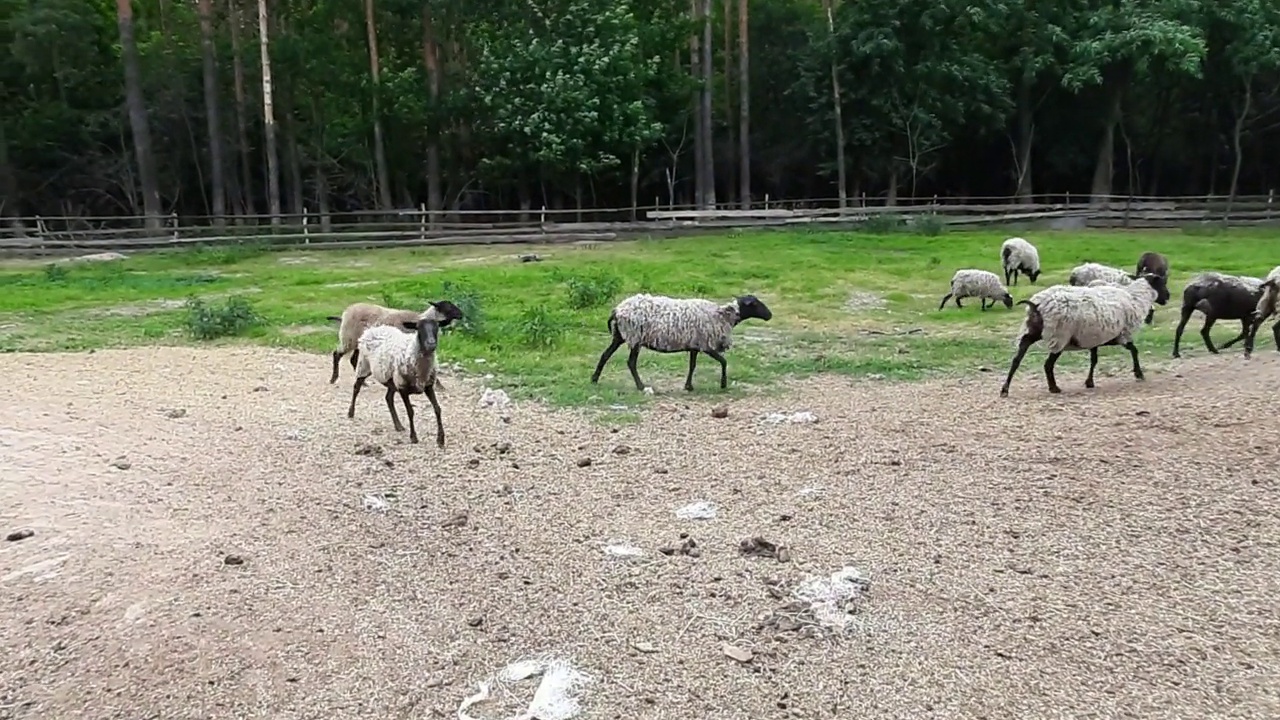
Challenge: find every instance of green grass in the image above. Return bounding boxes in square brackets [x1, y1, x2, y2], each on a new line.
[2, 227, 1278, 408]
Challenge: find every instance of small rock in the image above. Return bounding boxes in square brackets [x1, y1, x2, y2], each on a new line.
[977, 366, 991, 372]
[223, 554, 245, 566]
[1135, 410, 1151, 417]
[495, 441, 512, 454]
[711, 405, 729, 419]
[722, 643, 754, 663]
[654, 467, 669, 474]
[631, 641, 659, 654]
[466, 458, 480, 468]
[777, 547, 792, 563]
[381, 458, 394, 468]
[355, 443, 383, 456]
[611, 444, 632, 455]
[440, 510, 469, 528]
[576, 457, 593, 468]
[253, 385, 268, 392]
[466, 615, 484, 627]
[165, 408, 187, 419]
[518, 254, 542, 263]
[5, 529, 35, 542]
[109, 458, 131, 470]
[686, 546, 702, 558]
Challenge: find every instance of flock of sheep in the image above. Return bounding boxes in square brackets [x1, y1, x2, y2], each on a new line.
[319, 235, 1280, 448]
[943, 237, 1280, 396]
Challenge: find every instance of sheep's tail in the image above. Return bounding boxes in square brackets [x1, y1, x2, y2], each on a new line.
[1016, 300, 1034, 308]
[1001, 246, 1012, 264]
[606, 309, 618, 336]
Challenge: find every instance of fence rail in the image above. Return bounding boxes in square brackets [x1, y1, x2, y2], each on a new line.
[2, 194, 1278, 256]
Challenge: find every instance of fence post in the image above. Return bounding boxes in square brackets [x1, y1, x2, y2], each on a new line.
[764, 194, 769, 210]
[1269, 189, 1275, 221]
[170, 212, 179, 242]
[302, 207, 310, 244]
[540, 205, 547, 225]
[419, 203, 427, 242]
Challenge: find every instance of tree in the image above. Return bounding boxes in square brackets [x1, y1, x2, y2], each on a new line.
[115, 0, 163, 228]
[737, 0, 750, 209]
[197, 0, 227, 224]
[364, 0, 393, 210]
[257, 0, 281, 225]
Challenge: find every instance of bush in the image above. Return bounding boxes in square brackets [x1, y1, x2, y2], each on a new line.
[858, 214, 905, 234]
[184, 295, 264, 340]
[562, 270, 622, 310]
[911, 213, 948, 237]
[441, 280, 486, 337]
[513, 305, 565, 348]
[43, 263, 69, 283]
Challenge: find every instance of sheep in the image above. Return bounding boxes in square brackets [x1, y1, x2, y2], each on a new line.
[346, 316, 446, 447]
[589, 293, 773, 392]
[1135, 252, 1169, 325]
[1245, 265, 1280, 358]
[1000, 237, 1041, 286]
[999, 272, 1171, 396]
[327, 300, 463, 384]
[1171, 272, 1263, 358]
[938, 269, 1013, 311]
[1068, 262, 1132, 288]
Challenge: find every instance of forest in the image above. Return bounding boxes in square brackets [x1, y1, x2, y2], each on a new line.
[3, 0, 1280, 228]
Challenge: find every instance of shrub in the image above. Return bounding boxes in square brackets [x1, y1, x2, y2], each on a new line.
[911, 213, 948, 237]
[441, 280, 486, 337]
[184, 295, 264, 340]
[43, 263, 69, 283]
[858, 214, 905, 234]
[562, 271, 622, 310]
[513, 305, 565, 348]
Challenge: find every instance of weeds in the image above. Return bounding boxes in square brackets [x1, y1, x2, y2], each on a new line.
[513, 305, 565, 348]
[184, 295, 264, 340]
[442, 280, 486, 337]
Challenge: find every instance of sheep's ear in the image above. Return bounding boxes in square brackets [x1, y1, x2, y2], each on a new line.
[401, 320, 418, 330]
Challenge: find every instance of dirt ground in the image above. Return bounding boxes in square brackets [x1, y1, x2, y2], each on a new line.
[2, 346, 1279, 720]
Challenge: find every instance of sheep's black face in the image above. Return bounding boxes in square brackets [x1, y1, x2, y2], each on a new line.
[428, 300, 465, 328]
[736, 294, 773, 322]
[1027, 269, 1041, 282]
[1145, 273, 1171, 305]
[402, 318, 441, 352]
[1002, 293, 1014, 308]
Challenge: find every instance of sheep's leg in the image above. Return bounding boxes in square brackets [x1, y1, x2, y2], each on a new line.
[706, 350, 729, 390]
[999, 335, 1036, 397]
[330, 350, 344, 384]
[954, 297, 963, 308]
[1085, 348, 1099, 389]
[1144, 308, 1155, 326]
[684, 351, 698, 392]
[347, 376, 367, 418]
[384, 385, 405, 432]
[590, 336, 625, 384]
[980, 298, 989, 311]
[1200, 316, 1220, 354]
[1006, 270, 1014, 286]
[626, 346, 646, 391]
[1043, 352, 1063, 394]
[424, 383, 445, 447]
[1244, 315, 1266, 358]
[1272, 318, 1280, 351]
[350, 348, 360, 370]
[398, 389, 418, 444]
[1172, 308, 1195, 357]
[1125, 342, 1144, 380]
[938, 293, 953, 310]
[1219, 319, 1250, 349]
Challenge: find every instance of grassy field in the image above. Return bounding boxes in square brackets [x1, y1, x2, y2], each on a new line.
[1, 226, 1277, 408]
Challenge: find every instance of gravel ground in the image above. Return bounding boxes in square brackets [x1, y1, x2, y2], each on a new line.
[2, 346, 1279, 720]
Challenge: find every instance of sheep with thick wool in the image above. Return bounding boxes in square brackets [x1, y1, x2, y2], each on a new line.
[1069, 262, 1132, 288]
[1000, 237, 1041, 286]
[590, 293, 773, 392]
[1245, 265, 1280, 358]
[1172, 272, 1263, 358]
[347, 315, 447, 446]
[1000, 272, 1171, 396]
[938, 269, 1014, 311]
[327, 300, 463, 384]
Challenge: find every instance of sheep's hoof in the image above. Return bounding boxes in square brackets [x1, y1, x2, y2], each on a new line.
[436, 437, 445, 448]
[1085, 381, 1095, 389]
[1171, 352, 1180, 359]
[409, 434, 420, 444]
[999, 388, 1009, 397]
[1048, 386, 1062, 394]
[1134, 373, 1145, 381]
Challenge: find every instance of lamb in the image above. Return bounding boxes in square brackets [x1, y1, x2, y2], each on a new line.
[1000, 237, 1041, 286]
[1068, 262, 1132, 288]
[327, 300, 463, 384]
[1245, 265, 1280, 358]
[1171, 272, 1263, 358]
[589, 293, 773, 392]
[938, 269, 1013, 311]
[999, 272, 1171, 396]
[346, 316, 446, 446]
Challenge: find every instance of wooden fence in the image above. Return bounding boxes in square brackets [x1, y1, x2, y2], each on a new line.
[2, 193, 1278, 256]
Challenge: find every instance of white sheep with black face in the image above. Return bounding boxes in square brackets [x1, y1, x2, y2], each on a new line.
[1000, 237, 1041, 286]
[1246, 265, 1280, 358]
[1069, 262, 1132, 288]
[999, 272, 1172, 396]
[347, 316, 447, 447]
[938, 269, 1014, 311]
[326, 300, 463, 384]
[1172, 272, 1263, 358]
[589, 293, 774, 392]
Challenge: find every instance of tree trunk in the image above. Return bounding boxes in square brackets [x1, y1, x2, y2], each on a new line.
[313, 162, 332, 232]
[700, 0, 717, 209]
[887, 166, 898, 206]
[421, 6, 442, 228]
[1226, 76, 1253, 221]
[364, 0, 393, 211]
[1089, 81, 1125, 207]
[1014, 71, 1033, 203]
[689, 0, 705, 209]
[823, 0, 846, 208]
[630, 147, 641, 220]
[737, 0, 750, 210]
[285, 108, 304, 217]
[722, 0, 735, 207]
[518, 181, 531, 222]
[575, 175, 584, 222]
[228, 0, 255, 218]
[256, 0, 281, 226]
[115, 0, 162, 229]
[196, 0, 227, 225]
[0, 122, 24, 233]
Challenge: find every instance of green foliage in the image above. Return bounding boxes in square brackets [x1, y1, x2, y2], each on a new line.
[911, 213, 948, 237]
[183, 295, 264, 341]
[43, 263, 68, 283]
[512, 304, 567, 348]
[441, 280, 487, 338]
[858, 214, 907, 234]
[558, 270, 623, 310]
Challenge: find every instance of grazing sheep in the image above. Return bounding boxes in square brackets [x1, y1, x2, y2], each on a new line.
[1134, 252, 1170, 325]
[999, 272, 1171, 396]
[1000, 237, 1041, 286]
[1069, 262, 1132, 288]
[347, 316, 446, 446]
[327, 300, 463, 384]
[1172, 272, 1263, 358]
[590, 293, 773, 392]
[938, 269, 1014, 311]
[1245, 265, 1280, 358]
